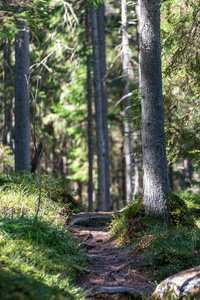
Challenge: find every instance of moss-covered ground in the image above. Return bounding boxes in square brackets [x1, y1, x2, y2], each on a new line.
[109, 192, 200, 282]
[0, 172, 85, 300]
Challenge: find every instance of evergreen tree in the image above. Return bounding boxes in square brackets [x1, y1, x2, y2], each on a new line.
[97, 3, 111, 211]
[86, 6, 94, 212]
[139, 0, 170, 220]
[90, 4, 107, 211]
[15, 3, 30, 172]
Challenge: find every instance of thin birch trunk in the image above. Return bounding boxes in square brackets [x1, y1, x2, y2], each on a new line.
[121, 0, 133, 203]
[86, 6, 93, 212]
[90, 5, 107, 211]
[139, 0, 170, 220]
[97, 3, 111, 211]
[15, 5, 30, 172]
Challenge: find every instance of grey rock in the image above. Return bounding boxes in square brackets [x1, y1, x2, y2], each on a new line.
[153, 265, 200, 299]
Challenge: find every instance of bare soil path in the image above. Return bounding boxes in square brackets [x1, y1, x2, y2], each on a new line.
[67, 213, 154, 299]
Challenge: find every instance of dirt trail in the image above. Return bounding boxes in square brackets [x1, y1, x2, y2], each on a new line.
[67, 213, 154, 299]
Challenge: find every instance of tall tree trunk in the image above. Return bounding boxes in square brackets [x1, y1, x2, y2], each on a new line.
[15, 5, 30, 172]
[134, 1, 141, 196]
[139, 0, 170, 220]
[97, 3, 111, 211]
[133, 132, 140, 195]
[90, 5, 107, 211]
[120, 102, 126, 206]
[121, 0, 133, 203]
[3, 38, 12, 147]
[86, 6, 94, 212]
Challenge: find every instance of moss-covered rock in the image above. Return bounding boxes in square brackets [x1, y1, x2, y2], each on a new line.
[152, 265, 200, 300]
[168, 192, 194, 226]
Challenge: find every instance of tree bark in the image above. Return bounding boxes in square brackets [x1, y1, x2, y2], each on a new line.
[168, 161, 174, 192]
[3, 38, 12, 147]
[97, 3, 111, 211]
[133, 132, 140, 195]
[120, 102, 126, 206]
[134, 1, 141, 196]
[121, 0, 133, 203]
[86, 6, 94, 212]
[90, 5, 107, 211]
[15, 5, 30, 172]
[139, 0, 170, 220]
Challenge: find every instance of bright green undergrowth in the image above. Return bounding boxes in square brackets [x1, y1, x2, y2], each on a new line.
[110, 192, 200, 282]
[0, 172, 85, 300]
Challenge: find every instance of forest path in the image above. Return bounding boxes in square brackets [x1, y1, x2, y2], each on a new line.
[68, 213, 154, 299]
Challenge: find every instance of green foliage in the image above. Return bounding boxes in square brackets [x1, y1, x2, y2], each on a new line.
[168, 192, 194, 226]
[179, 190, 200, 217]
[0, 173, 85, 299]
[136, 225, 200, 281]
[161, 0, 200, 167]
[0, 143, 14, 169]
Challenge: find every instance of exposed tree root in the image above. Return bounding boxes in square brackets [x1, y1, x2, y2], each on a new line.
[85, 286, 147, 297]
[105, 262, 130, 282]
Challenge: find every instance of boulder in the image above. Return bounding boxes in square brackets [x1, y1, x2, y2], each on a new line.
[152, 265, 200, 299]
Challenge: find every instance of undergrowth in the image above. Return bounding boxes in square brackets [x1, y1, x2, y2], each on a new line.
[0, 172, 85, 299]
[110, 192, 200, 282]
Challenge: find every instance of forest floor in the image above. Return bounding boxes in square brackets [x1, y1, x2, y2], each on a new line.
[68, 213, 155, 299]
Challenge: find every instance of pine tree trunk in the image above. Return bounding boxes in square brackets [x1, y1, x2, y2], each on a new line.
[133, 132, 140, 195]
[121, 0, 133, 203]
[3, 38, 12, 146]
[120, 102, 126, 206]
[97, 3, 111, 211]
[87, 53, 94, 211]
[139, 0, 170, 220]
[90, 6, 107, 211]
[86, 6, 94, 212]
[15, 6, 30, 173]
[134, 1, 141, 196]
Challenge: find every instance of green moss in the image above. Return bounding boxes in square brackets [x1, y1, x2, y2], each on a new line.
[168, 192, 194, 226]
[109, 199, 146, 241]
[123, 198, 145, 220]
[152, 289, 179, 300]
[0, 173, 86, 299]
